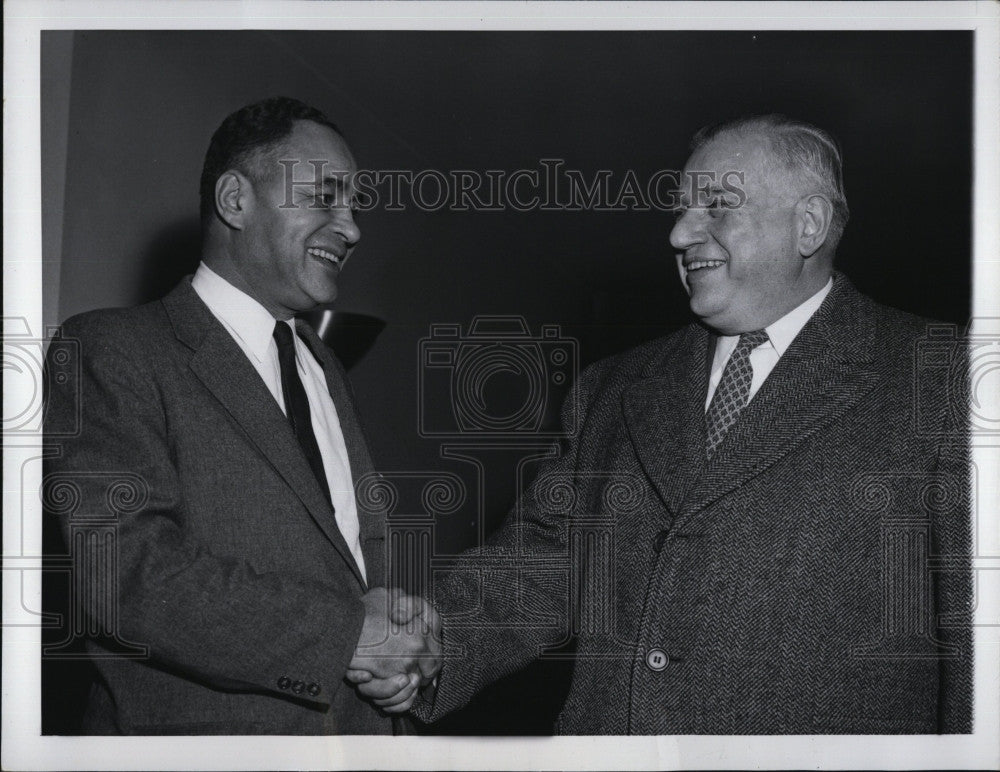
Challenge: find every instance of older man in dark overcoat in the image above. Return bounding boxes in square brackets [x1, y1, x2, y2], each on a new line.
[351, 114, 973, 734]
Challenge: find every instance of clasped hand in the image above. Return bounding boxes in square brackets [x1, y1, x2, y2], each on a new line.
[345, 587, 441, 713]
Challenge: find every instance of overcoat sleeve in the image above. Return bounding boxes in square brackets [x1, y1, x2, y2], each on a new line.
[412, 361, 609, 721]
[930, 354, 974, 733]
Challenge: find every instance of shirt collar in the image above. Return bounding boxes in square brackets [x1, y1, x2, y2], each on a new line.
[763, 276, 833, 356]
[713, 277, 834, 361]
[191, 261, 280, 363]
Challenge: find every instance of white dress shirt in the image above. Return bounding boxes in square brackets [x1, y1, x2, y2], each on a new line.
[705, 278, 833, 411]
[192, 262, 367, 580]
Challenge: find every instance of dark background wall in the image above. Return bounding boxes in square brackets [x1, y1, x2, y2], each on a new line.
[42, 30, 972, 734]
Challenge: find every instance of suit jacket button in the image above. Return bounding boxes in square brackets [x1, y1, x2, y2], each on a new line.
[645, 648, 669, 672]
[291, 680, 305, 694]
[277, 676, 291, 689]
[307, 682, 321, 696]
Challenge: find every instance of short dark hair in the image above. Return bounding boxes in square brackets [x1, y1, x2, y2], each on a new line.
[691, 114, 850, 247]
[199, 96, 343, 225]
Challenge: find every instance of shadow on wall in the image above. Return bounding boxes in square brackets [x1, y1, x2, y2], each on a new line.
[138, 218, 203, 305]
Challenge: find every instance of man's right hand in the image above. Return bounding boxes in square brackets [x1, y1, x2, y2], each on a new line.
[345, 587, 441, 712]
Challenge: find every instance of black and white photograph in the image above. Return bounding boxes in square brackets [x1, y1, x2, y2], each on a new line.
[3, 1, 999, 769]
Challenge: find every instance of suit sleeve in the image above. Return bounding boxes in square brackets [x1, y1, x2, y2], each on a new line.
[412, 363, 606, 722]
[44, 316, 365, 706]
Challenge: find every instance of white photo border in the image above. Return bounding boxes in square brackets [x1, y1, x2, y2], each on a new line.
[4, 2, 998, 770]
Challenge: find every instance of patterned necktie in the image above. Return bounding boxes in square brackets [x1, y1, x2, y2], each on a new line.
[705, 329, 769, 459]
[272, 321, 333, 507]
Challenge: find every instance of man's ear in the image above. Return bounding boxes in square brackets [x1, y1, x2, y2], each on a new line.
[214, 170, 252, 230]
[796, 194, 833, 258]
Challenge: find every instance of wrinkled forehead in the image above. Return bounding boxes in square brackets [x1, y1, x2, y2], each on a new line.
[683, 130, 771, 180]
[678, 131, 790, 203]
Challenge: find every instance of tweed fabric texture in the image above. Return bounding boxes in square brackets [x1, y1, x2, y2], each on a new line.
[415, 273, 973, 734]
[705, 329, 769, 458]
[43, 279, 391, 735]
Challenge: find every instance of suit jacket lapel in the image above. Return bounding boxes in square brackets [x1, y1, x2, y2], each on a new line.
[679, 273, 880, 518]
[162, 280, 368, 589]
[622, 324, 711, 518]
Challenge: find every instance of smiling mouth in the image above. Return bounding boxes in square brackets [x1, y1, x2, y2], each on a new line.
[685, 259, 726, 272]
[307, 247, 345, 268]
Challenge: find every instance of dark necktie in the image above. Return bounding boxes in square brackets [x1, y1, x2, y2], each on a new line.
[272, 321, 333, 506]
[705, 329, 769, 459]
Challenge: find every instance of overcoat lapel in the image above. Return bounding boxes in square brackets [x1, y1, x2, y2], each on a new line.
[678, 274, 880, 519]
[622, 324, 712, 518]
[162, 280, 368, 589]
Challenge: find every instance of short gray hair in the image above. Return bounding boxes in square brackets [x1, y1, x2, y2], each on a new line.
[691, 114, 850, 247]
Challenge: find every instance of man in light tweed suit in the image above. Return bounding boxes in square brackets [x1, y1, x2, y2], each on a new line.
[350, 115, 973, 733]
[44, 97, 438, 734]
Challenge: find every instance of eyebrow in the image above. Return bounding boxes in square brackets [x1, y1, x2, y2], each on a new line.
[308, 174, 357, 201]
[670, 185, 728, 205]
[320, 174, 350, 189]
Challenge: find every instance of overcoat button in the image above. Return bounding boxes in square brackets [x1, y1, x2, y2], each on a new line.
[645, 648, 669, 672]
[307, 682, 321, 696]
[291, 680, 305, 694]
[277, 676, 291, 689]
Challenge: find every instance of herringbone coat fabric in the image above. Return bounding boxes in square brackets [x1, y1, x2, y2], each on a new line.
[43, 278, 392, 735]
[417, 274, 972, 734]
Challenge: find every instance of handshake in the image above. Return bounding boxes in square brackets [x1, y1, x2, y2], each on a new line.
[345, 587, 443, 713]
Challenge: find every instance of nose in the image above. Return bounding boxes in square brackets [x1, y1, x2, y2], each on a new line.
[333, 207, 361, 248]
[669, 208, 706, 252]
